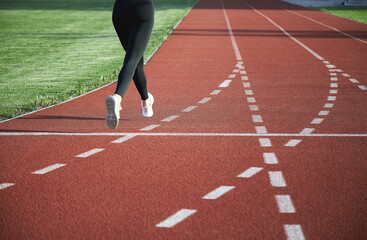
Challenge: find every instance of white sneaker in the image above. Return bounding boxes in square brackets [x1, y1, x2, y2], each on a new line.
[141, 93, 154, 117]
[105, 95, 121, 129]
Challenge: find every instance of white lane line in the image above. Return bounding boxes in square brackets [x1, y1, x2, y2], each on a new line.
[349, 78, 359, 83]
[241, 76, 249, 81]
[76, 148, 104, 158]
[219, 80, 232, 88]
[211, 90, 221, 95]
[329, 89, 338, 94]
[255, 126, 267, 134]
[300, 128, 314, 135]
[182, 106, 197, 112]
[111, 134, 136, 143]
[319, 110, 329, 116]
[329, 72, 337, 76]
[342, 73, 350, 77]
[263, 153, 278, 164]
[245, 90, 254, 95]
[259, 138, 272, 147]
[327, 96, 336, 101]
[243, 82, 251, 88]
[140, 124, 160, 131]
[156, 209, 197, 228]
[240, 70, 247, 75]
[284, 139, 302, 147]
[202, 186, 235, 200]
[284, 224, 306, 240]
[323, 61, 330, 64]
[336, 69, 343, 72]
[326, 64, 336, 69]
[161, 115, 180, 122]
[228, 74, 236, 78]
[269, 171, 286, 187]
[237, 167, 263, 178]
[238, 65, 245, 69]
[233, 69, 239, 73]
[32, 164, 66, 175]
[275, 195, 296, 213]
[252, 115, 263, 123]
[324, 103, 334, 108]
[198, 97, 211, 104]
[311, 118, 324, 124]
[247, 97, 256, 103]
[330, 77, 338, 81]
[249, 105, 259, 111]
[0, 183, 15, 190]
[358, 85, 367, 90]
[330, 83, 338, 88]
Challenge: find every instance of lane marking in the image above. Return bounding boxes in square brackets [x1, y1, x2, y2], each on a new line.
[349, 78, 359, 83]
[219, 80, 232, 88]
[285, 139, 302, 147]
[198, 97, 211, 104]
[240, 70, 247, 75]
[241, 76, 249, 81]
[329, 73, 337, 76]
[311, 118, 324, 124]
[330, 77, 338, 81]
[140, 124, 160, 131]
[249, 105, 259, 111]
[324, 103, 334, 108]
[275, 195, 296, 213]
[330, 83, 338, 88]
[326, 64, 336, 69]
[238, 65, 245, 69]
[263, 153, 278, 164]
[211, 90, 221, 95]
[32, 164, 66, 175]
[247, 97, 256, 103]
[111, 134, 136, 144]
[156, 209, 197, 228]
[245, 90, 254, 95]
[203, 186, 235, 200]
[0, 183, 15, 190]
[269, 171, 286, 187]
[237, 167, 263, 178]
[342, 73, 350, 77]
[182, 106, 197, 112]
[228, 74, 236, 78]
[358, 85, 367, 90]
[300, 128, 314, 135]
[252, 115, 263, 123]
[233, 69, 239, 73]
[259, 138, 272, 147]
[329, 89, 338, 94]
[284, 224, 306, 240]
[161, 115, 180, 122]
[255, 126, 267, 134]
[323, 61, 330, 64]
[327, 96, 336, 101]
[76, 148, 104, 158]
[243, 82, 251, 88]
[318, 110, 329, 116]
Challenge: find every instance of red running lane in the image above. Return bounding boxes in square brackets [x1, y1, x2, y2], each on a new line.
[0, 0, 366, 239]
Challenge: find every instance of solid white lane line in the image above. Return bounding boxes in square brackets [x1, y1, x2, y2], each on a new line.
[241, 76, 249, 81]
[342, 73, 350, 77]
[269, 171, 286, 187]
[284, 139, 302, 147]
[327, 96, 336, 101]
[275, 195, 296, 213]
[156, 209, 197, 228]
[111, 134, 136, 143]
[330, 83, 338, 88]
[202, 186, 235, 200]
[211, 90, 221, 95]
[228, 74, 236, 78]
[330, 77, 338, 81]
[259, 138, 272, 147]
[0, 183, 15, 190]
[247, 97, 256, 103]
[245, 90, 254, 95]
[161, 115, 180, 122]
[329, 89, 338, 94]
[300, 128, 314, 135]
[32, 164, 66, 175]
[319, 110, 329, 116]
[252, 115, 263, 123]
[358, 85, 367, 90]
[349, 78, 359, 83]
[76, 148, 104, 158]
[249, 105, 259, 111]
[243, 82, 251, 88]
[263, 153, 278, 164]
[240, 70, 247, 75]
[324, 103, 334, 108]
[219, 80, 232, 88]
[182, 106, 197, 112]
[198, 97, 211, 104]
[311, 118, 324, 124]
[284, 225, 306, 240]
[255, 126, 267, 134]
[140, 124, 160, 131]
[238, 167, 263, 178]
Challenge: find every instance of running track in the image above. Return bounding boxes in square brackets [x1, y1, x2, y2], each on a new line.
[1, 0, 366, 239]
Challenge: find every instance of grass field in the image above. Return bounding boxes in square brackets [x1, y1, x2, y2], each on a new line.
[0, 0, 196, 120]
[312, 6, 367, 24]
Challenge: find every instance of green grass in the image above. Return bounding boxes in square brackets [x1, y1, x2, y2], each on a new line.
[0, 0, 196, 120]
[312, 6, 367, 24]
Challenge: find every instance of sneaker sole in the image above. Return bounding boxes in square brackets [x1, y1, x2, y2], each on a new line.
[105, 96, 119, 129]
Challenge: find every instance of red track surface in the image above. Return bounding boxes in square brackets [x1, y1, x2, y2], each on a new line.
[1, 0, 366, 239]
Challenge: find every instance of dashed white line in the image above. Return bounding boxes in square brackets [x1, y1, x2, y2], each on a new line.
[240, 70, 247, 75]
[161, 115, 180, 122]
[0, 183, 15, 190]
[324, 103, 334, 108]
[219, 80, 232, 88]
[76, 148, 105, 158]
[182, 106, 197, 112]
[237, 167, 263, 178]
[329, 89, 338, 94]
[349, 78, 359, 83]
[269, 171, 286, 187]
[329, 72, 337, 76]
[284, 139, 302, 147]
[326, 64, 336, 69]
[202, 186, 235, 200]
[243, 82, 251, 88]
[32, 164, 66, 175]
[245, 90, 254, 95]
[241, 76, 249, 81]
[323, 61, 330, 64]
[211, 90, 221, 95]
[198, 97, 211, 104]
[327, 96, 336, 101]
[252, 115, 263, 123]
[263, 152, 278, 164]
[330, 83, 338, 88]
[300, 128, 314, 135]
[228, 74, 236, 79]
[342, 73, 350, 77]
[247, 97, 256, 103]
[238, 65, 245, 69]
[311, 118, 324, 124]
[111, 134, 136, 143]
[275, 195, 296, 213]
[249, 105, 259, 111]
[259, 138, 272, 147]
[330, 77, 338, 81]
[255, 126, 267, 134]
[284, 224, 306, 240]
[358, 85, 367, 90]
[140, 124, 160, 131]
[233, 69, 239, 73]
[156, 209, 197, 228]
[318, 110, 329, 116]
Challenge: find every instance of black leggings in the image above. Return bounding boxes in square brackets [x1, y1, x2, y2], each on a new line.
[112, 0, 154, 100]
